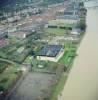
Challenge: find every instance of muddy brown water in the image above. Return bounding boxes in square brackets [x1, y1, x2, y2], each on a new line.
[60, 1, 98, 100]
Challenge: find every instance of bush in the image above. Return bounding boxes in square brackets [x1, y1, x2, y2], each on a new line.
[59, 26, 66, 29]
[0, 78, 8, 83]
[48, 25, 57, 28]
[0, 86, 4, 92]
[77, 19, 86, 31]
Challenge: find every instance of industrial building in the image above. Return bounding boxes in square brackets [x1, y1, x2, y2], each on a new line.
[37, 45, 65, 62]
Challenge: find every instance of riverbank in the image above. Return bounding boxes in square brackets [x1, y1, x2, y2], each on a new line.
[60, 3, 98, 100]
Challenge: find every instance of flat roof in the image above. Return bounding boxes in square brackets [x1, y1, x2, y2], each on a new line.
[48, 19, 75, 27]
[37, 45, 62, 57]
[56, 15, 79, 20]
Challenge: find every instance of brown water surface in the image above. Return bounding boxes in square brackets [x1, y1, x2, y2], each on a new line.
[60, 1, 98, 100]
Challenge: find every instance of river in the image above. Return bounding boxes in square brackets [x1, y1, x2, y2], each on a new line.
[60, 1, 98, 100]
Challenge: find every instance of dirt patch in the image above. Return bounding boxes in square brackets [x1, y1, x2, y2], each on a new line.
[7, 72, 56, 100]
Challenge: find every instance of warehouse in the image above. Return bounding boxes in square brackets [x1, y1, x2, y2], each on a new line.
[37, 45, 64, 62]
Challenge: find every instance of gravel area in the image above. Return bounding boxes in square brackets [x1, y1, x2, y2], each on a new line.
[7, 72, 56, 100]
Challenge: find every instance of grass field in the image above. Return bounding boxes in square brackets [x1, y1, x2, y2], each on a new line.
[45, 19, 75, 35]
[45, 28, 66, 35]
[48, 19, 75, 27]
[50, 73, 67, 100]
[59, 43, 77, 66]
[0, 65, 20, 92]
[50, 43, 77, 100]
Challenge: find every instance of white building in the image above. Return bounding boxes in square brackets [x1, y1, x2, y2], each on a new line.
[71, 28, 81, 35]
[8, 31, 32, 39]
[37, 45, 65, 62]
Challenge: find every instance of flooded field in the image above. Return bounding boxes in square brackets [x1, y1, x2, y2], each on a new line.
[60, 1, 98, 100]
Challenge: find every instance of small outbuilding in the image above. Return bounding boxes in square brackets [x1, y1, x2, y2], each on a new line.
[71, 28, 81, 35]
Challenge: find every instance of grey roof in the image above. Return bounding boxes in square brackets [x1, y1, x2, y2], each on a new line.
[56, 15, 79, 20]
[66, 2, 81, 10]
[37, 45, 62, 57]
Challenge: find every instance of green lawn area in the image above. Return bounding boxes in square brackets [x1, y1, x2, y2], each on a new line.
[0, 61, 8, 73]
[33, 60, 57, 71]
[59, 51, 72, 65]
[48, 19, 75, 27]
[50, 73, 67, 100]
[24, 56, 32, 64]
[0, 51, 7, 58]
[0, 65, 20, 92]
[50, 44, 77, 100]
[59, 43, 77, 66]
[45, 28, 66, 35]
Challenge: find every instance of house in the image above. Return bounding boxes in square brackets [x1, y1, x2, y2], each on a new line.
[8, 26, 17, 33]
[17, 47, 25, 54]
[56, 15, 79, 24]
[46, 19, 75, 31]
[37, 45, 65, 62]
[71, 28, 81, 35]
[56, 2, 86, 24]
[56, 7, 80, 24]
[18, 22, 39, 33]
[8, 31, 32, 39]
[7, 16, 21, 23]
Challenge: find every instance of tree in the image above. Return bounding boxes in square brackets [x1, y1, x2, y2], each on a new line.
[0, 86, 4, 92]
[77, 19, 86, 31]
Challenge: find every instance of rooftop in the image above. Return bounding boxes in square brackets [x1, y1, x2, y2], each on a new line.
[37, 45, 62, 57]
[48, 19, 75, 27]
[56, 15, 79, 20]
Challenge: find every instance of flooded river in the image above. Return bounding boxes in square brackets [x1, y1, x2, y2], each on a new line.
[60, 1, 98, 100]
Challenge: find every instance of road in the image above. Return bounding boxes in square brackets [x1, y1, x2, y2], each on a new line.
[60, 1, 98, 100]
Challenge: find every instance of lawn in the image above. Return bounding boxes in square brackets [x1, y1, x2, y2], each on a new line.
[24, 56, 32, 64]
[50, 44, 77, 100]
[0, 61, 9, 73]
[0, 65, 20, 92]
[45, 28, 66, 35]
[48, 19, 75, 27]
[32, 59, 58, 72]
[59, 51, 72, 65]
[59, 43, 77, 66]
[50, 73, 67, 100]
